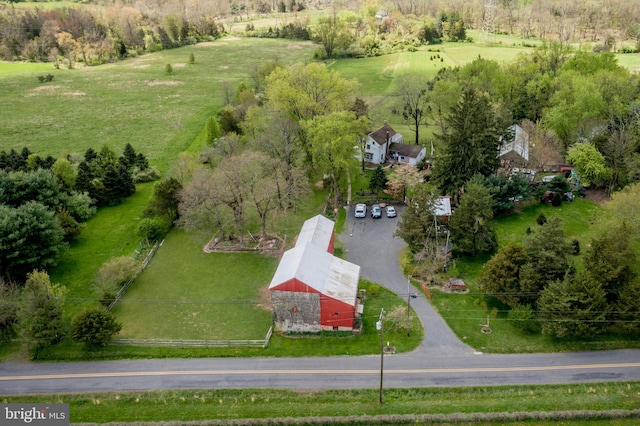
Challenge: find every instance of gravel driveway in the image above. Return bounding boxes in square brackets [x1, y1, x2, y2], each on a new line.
[339, 204, 475, 356]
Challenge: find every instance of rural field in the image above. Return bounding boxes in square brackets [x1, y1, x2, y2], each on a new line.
[2, 33, 640, 358]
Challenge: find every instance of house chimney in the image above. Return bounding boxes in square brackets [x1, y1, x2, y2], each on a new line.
[385, 130, 390, 160]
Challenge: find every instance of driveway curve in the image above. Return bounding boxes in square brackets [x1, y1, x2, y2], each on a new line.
[340, 205, 475, 356]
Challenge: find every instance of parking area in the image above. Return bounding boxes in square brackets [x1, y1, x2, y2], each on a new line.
[341, 204, 405, 285]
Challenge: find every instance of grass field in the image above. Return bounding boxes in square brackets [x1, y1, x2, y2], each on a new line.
[3, 382, 639, 424]
[0, 37, 316, 171]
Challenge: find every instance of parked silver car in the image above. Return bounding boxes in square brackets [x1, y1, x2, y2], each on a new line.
[386, 206, 397, 218]
[371, 204, 382, 218]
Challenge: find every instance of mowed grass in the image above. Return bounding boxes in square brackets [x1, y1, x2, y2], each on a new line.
[3, 382, 639, 423]
[0, 37, 316, 171]
[113, 229, 277, 340]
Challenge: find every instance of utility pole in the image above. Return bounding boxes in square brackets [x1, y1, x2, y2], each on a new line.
[376, 308, 385, 405]
[407, 275, 412, 337]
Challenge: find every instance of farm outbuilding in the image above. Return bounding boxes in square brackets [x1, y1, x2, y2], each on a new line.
[269, 216, 361, 333]
[295, 214, 335, 254]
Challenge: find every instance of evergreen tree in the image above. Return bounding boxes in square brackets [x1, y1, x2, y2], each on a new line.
[479, 243, 528, 308]
[134, 153, 149, 170]
[448, 181, 497, 256]
[519, 217, 571, 306]
[17, 271, 66, 350]
[144, 177, 183, 221]
[432, 87, 505, 197]
[0, 202, 66, 282]
[205, 116, 221, 145]
[71, 308, 122, 347]
[395, 184, 439, 253]
[583, 225, 636, 304]
[369, 165, 388, 197]
[615, 278, 640, 332]
[538, 271, 607, 338]
[84, 147, 97, 163]
[74, 161, 96, 201]
[121, 143, 137, 169]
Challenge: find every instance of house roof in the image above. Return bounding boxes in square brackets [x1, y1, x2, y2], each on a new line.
[389, 142, 425, 159]
[295, 214, 334, 252]
[368, 123, 396, 145]
[269, 243, 360, 306]
[433, 196, 452, 216]
[499, 124, 529, 162]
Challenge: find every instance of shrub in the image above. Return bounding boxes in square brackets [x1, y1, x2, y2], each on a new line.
[508, 304, 540, 334]
[367, 284, 382, 296]
[94, 256, 139, 291]
[37, 74, 54, 83]
[536, 212, 547, 225]
[71, 308, 122, 346]
[133, 166, 160, 183]
[136, 217, 167, 243]
[165, 64, 173, 74]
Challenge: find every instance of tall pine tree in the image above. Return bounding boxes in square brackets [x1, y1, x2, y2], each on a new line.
[432, 87, 505, 197]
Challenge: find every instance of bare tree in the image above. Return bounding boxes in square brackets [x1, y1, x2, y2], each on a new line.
[394, 73, 431, 145]
[249, 109, 309, 210]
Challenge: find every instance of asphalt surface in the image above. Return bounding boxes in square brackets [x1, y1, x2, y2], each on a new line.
[1, 205, 640, 395]
[341, 204, 474, 356]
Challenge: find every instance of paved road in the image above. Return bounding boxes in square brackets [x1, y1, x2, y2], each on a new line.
[1, 206, 640, 395]
[341, 205, 474, 356]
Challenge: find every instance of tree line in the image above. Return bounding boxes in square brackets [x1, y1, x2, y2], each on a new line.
[0, 143, 154, 283]
[4, 0, 640, 66]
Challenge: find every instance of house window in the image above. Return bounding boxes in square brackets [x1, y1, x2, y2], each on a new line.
[365, 153, 373, 161]
[366, 144, 371, 149]
[333, 312, 339, 317]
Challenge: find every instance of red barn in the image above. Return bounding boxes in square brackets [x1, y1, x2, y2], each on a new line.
[269, 215, 360, 333]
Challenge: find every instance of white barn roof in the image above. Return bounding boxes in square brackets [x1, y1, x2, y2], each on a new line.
[499, 124, 529, 162]
[269, 243, 360, 306]
[295, 215, 334, 251]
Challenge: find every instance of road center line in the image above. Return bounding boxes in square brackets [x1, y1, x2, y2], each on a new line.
[2, 363, 640, 381]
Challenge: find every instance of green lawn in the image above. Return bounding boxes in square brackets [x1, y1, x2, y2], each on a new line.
[113, 229, 277, 340]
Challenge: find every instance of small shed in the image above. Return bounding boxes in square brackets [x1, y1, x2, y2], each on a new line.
[269, 243, 361, 332]
[433, 196, 452, 217]
[295, 214, 335, 254]
[446, 278, 467, 292]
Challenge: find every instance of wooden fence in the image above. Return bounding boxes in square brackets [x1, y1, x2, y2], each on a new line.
[111, 326, 274, 349]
